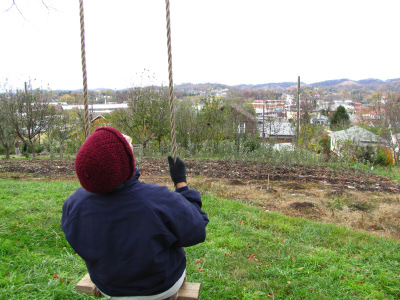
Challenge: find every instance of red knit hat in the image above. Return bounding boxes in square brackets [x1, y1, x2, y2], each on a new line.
[75, 127, 135, 194]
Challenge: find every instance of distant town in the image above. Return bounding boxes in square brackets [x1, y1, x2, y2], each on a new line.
[1, 77, 398, 165]
[51, 77, 398, 142]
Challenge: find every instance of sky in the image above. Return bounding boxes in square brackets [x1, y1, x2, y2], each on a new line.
[1, 0, 400, 91]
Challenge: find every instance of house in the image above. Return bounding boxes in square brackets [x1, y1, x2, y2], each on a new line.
[252, 99, 290, 120]
[328, 126, 387, 154]
[91, 115, 110, 129]
[310, 113, 330, 126]
[230, 103, 258, 135]
[259, 121, 296, 140]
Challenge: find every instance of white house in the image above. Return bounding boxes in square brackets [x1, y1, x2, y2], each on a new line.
[328, 126, 387, 154]
[310, 113, 330, 126]
[258, 121, 296, 139]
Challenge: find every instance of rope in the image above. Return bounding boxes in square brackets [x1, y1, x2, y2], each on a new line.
[165, 0, 178, 162]
[79, 0, 90, 139]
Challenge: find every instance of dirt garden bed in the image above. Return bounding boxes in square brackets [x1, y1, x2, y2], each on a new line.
[1, 158, 399, 192]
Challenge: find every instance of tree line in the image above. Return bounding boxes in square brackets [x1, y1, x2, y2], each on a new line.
[0, 82, 399, 167]
[0, 84, 257, 160]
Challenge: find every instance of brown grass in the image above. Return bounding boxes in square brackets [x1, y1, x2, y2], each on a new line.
[1, 166, 399, 240]
[159, 176, 400, 240]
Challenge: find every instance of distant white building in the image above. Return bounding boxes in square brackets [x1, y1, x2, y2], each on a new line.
[328, 126, 387, 154]
[62, 103, 128, 115]
[310, 113, 330, 126]
[258, 121, 295, 139]
[316, 100, 331, 111]
[331, 101, 355, 113]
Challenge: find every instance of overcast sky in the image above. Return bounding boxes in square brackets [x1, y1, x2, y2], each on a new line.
[1, 0, 399, 90]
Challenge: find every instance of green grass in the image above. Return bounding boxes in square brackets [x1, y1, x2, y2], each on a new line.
[1, 180, 400, 299]
[372, 165, 400, 183]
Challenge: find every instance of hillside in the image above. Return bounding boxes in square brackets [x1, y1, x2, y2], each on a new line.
[172, 77, 400, 94]
[52, 77, 400, 94]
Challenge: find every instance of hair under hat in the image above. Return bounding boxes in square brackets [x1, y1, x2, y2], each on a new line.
[75, 127, 135, 194]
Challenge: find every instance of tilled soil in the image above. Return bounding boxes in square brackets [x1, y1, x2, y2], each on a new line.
[0, 158, 399, 193]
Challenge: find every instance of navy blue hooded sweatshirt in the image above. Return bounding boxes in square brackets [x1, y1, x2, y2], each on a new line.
[62, 169, 209, 296]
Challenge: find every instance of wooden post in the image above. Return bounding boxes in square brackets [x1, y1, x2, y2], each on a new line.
[296, 76, 300, 141]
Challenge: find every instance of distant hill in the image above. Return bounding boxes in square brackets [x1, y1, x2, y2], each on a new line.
[234, 82, 298, 89]
[311, 78, 399, 88]
[311, 79, 350, 87]
[340, 80, 359, 86]
[225, 78, 400, 89]
[356, 78, 384, 85]
[53, 78, 400, 93]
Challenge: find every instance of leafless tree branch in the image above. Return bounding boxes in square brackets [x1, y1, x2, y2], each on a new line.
[40, 0, 49, 10]
[3, 0, 53, 19]
[4, 1, 25, 18]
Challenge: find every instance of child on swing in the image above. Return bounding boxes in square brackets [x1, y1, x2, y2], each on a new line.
[62, 126, 209, 299]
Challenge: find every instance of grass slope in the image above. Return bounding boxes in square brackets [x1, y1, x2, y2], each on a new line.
[0, 180, 399, 299]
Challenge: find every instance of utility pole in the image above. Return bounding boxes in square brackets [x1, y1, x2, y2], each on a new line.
[262, 101, 265, 139]
[296, 76, 300, 142]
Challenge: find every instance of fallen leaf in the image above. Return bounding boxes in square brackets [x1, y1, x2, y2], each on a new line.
[53, 274, 65, 282]
[248, 254, 259, 261]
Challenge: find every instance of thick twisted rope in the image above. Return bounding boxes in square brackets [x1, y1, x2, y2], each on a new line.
[165, 0, 178, 162]
[79, 0, 90, 139]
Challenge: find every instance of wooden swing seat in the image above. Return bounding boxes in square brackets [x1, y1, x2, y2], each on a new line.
[76, 273, 201, 300]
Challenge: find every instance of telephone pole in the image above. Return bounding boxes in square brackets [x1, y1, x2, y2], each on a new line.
[296, 76, 300, 142]
[262, 101, 265, 139]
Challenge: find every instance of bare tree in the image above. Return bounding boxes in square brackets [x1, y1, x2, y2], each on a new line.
[381, 93, 400, 165]
[48, 109, 73, 159]
[8, 83, 52, 158]
[3, 0, 52, 18]
[0, 91, 17, 159]
[175, 99, 200, 149]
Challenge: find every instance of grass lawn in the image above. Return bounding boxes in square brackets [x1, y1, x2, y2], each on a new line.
[0, 179, 399, 299]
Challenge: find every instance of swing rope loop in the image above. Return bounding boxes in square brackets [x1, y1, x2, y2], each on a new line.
[165, 0, 178, 163]
[79, 0, 90, 139]
[78, 0, 178, 154]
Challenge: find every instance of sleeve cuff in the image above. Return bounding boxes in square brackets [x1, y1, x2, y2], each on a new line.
[175, 186, 189, 193]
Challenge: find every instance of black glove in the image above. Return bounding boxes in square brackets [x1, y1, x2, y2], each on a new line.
[167, 156, 187, 185]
